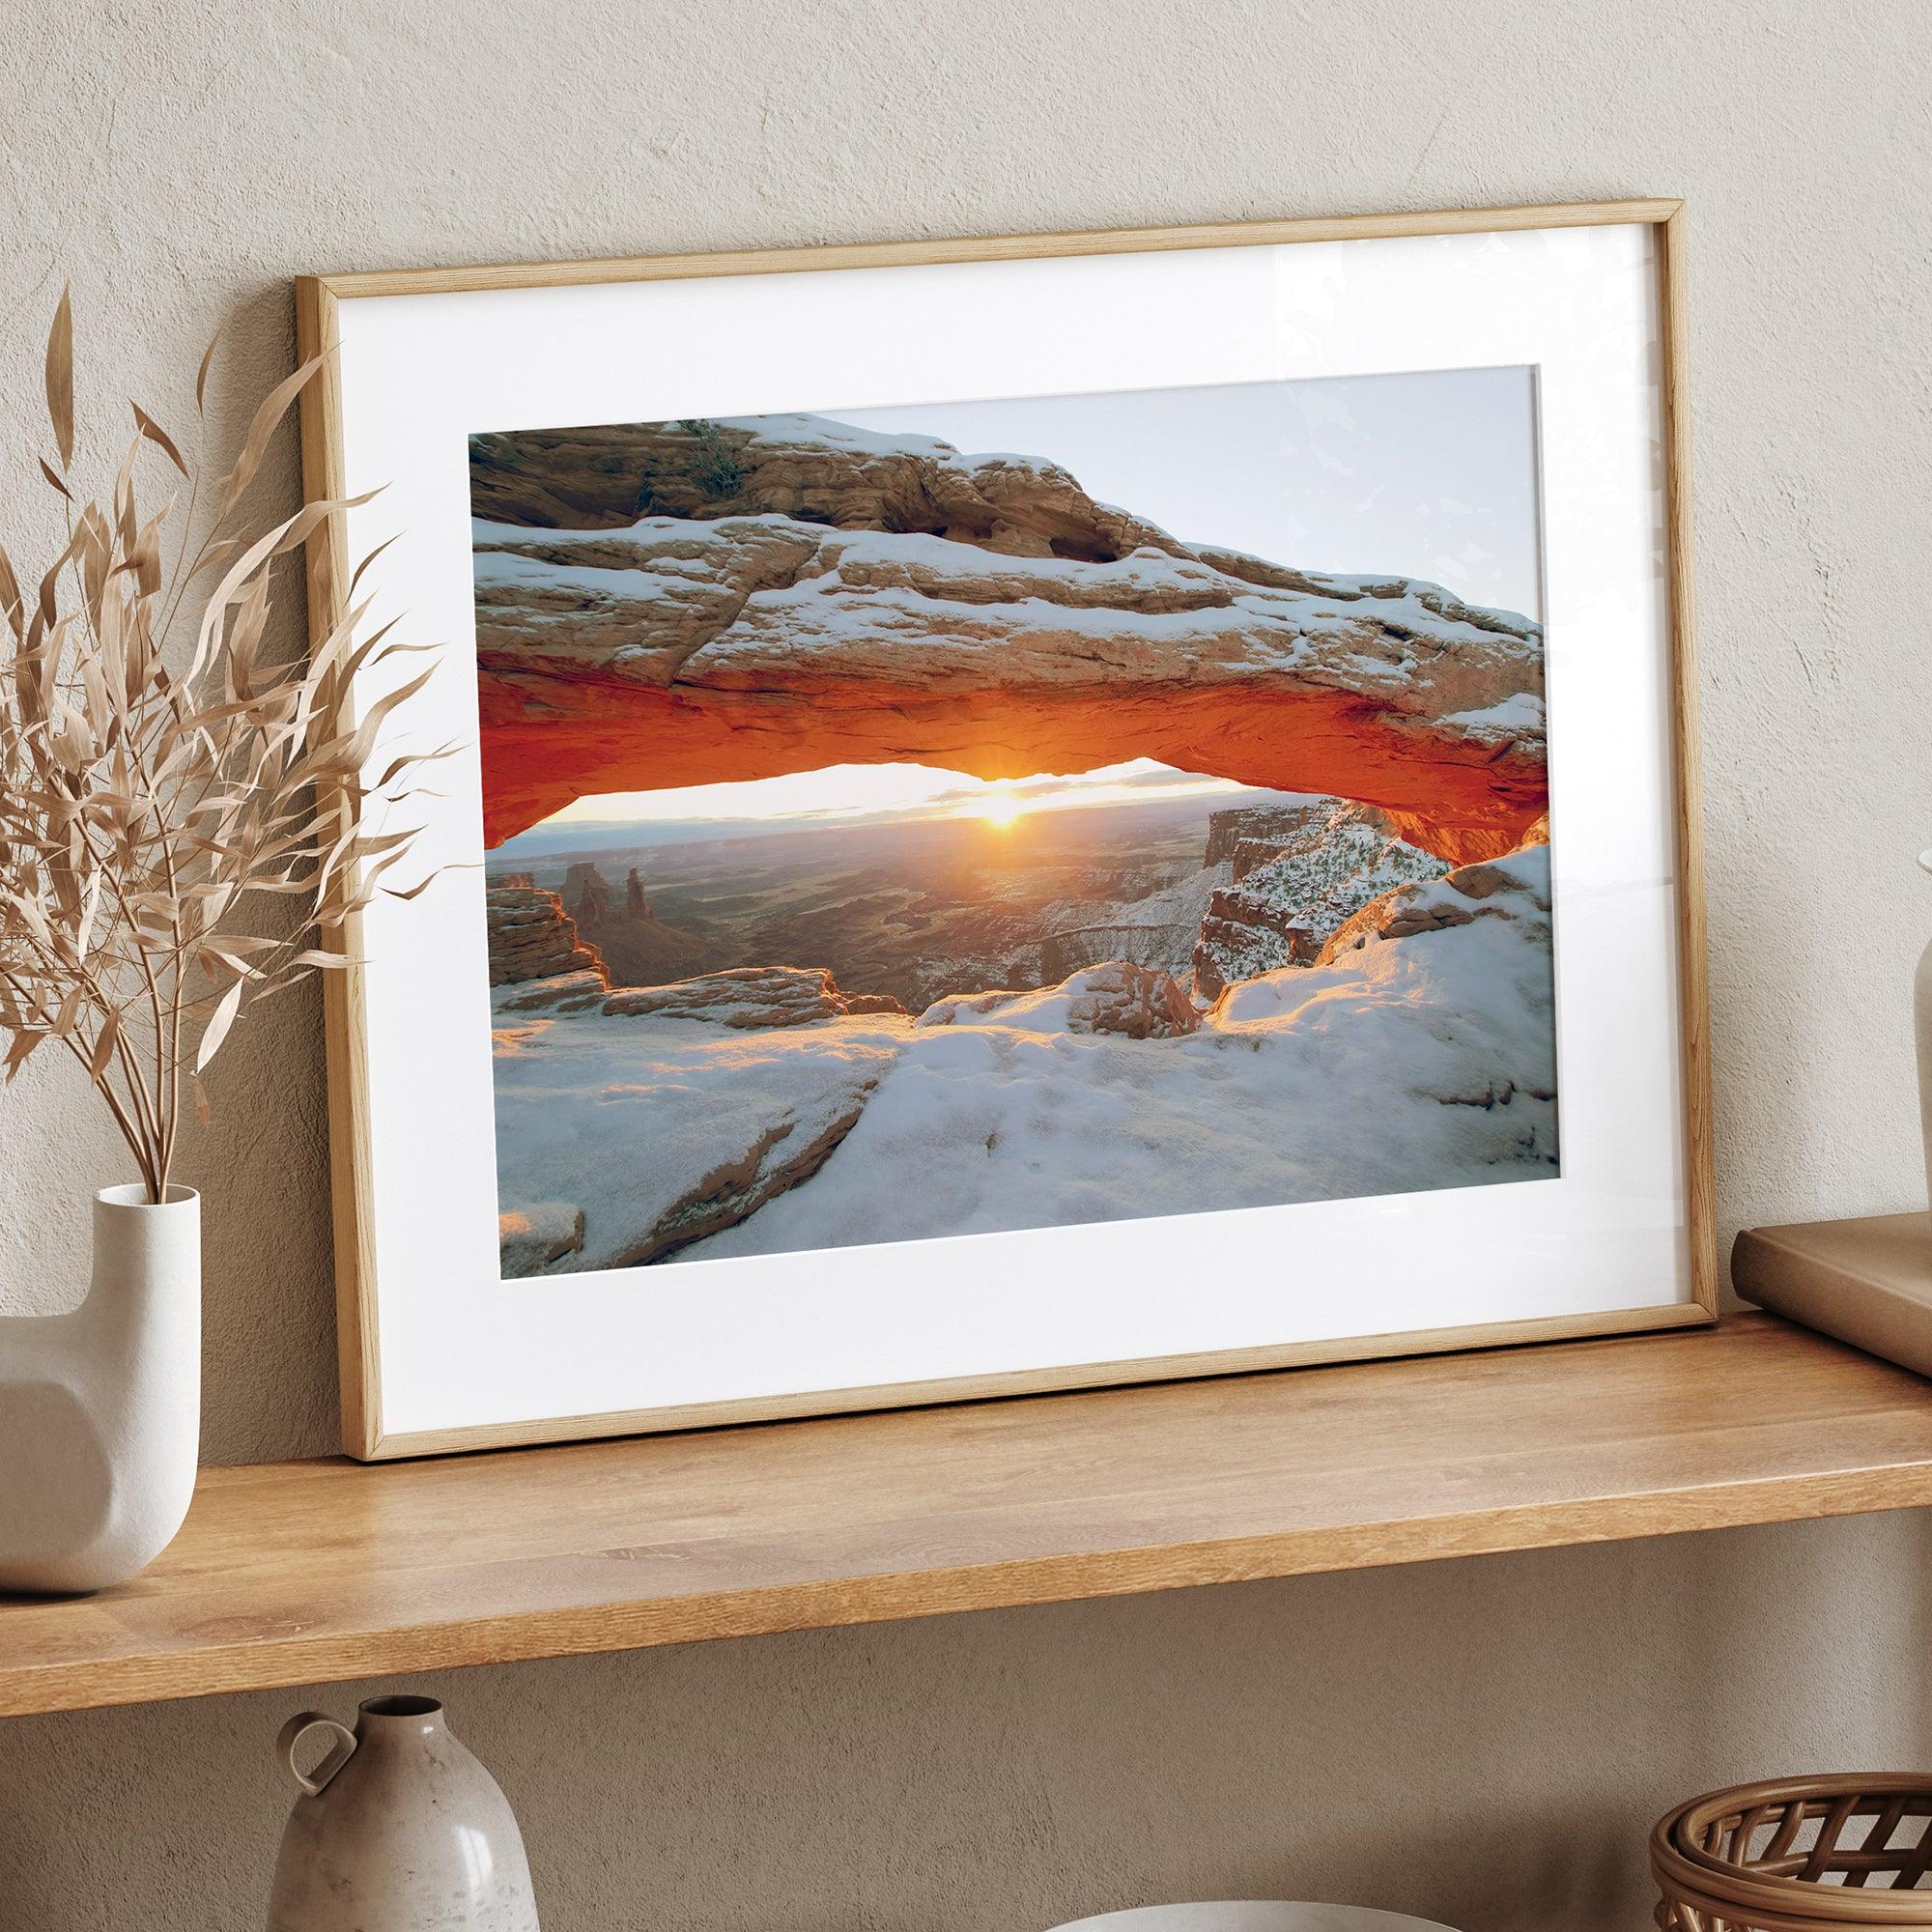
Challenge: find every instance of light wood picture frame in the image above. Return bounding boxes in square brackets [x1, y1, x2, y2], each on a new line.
[297, 197, 1715, 1461]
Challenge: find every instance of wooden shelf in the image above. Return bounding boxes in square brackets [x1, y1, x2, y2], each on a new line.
[5, 1312, 1932, 1719]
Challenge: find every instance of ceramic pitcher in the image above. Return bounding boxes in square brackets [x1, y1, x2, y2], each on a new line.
[266, 1695, 540, 1930]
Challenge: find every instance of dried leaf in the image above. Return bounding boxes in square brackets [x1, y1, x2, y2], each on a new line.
[0, 542, 21, 641]
[88, 1007, 119, 1080]
[38, 457, 71, 499]
[191, 1072, 212, 1126]
[74, 868, 101, 957]
[273, 486, 381, 563]
[215, 354, 324, 522]
[190, 509, 298, 676]
[348, 534, 399, 602]
[195, 323, 224, 414]
[116, 507, 167, 597]
[75, 500, 111, 633]
[225, 567, 273, 697]
[44, 285, 73, 469]
[130, 401, 188, 476]
[112, 430, 141, 553]
[245, 967, 315, 1005]
[185, 536, 246, 582]
[194, 977, 242, 1073]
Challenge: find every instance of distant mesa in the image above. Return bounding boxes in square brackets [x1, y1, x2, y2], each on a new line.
[470, 415, 1548, 863]
[563, 860, 611, 927]
[550, 859, 713, 987]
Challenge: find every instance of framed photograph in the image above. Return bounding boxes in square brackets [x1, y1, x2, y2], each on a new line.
[298, 197, 1714, 1461]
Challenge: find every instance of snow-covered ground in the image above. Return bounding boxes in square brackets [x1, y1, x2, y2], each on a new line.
[492, 1009, 905, 1270]
[492, 847, 1557, 1271]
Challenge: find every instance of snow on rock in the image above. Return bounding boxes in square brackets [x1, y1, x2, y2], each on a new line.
[498, 1201, 584, 1276]
[472, 517, 822, 689]
[1191, 800, 1450, 999]
[1024, 860, 1234, 984]
[470, 416, 1547, 862]
[1315, 840, 1551, 964]
[1439, 692, 1548, 742]
[601, 965, 907, 1029]
[492, 1007, 905, 1271]
[920, 961, 1200, 1039]
[496, 968, 611, 1015]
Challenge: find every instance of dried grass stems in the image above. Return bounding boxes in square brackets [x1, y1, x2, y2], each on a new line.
[0, 291, 439, 1202]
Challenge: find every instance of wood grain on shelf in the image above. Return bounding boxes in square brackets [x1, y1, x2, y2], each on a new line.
[2, 1313, 1929, 1719]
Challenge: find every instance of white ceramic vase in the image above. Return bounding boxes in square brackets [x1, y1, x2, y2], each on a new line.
[267, 1695, 541, 1931]
[0, 1182, 200, 1595]
[1917, 851, 1932, 1215]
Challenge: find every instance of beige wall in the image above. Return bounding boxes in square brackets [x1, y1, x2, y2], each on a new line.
[2, 0, 1930, 1925]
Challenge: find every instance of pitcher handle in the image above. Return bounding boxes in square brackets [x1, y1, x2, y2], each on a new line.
[277, 1712, 357, 1797]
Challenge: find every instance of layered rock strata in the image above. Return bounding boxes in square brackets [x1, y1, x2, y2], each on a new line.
[487, 885, 606, 988]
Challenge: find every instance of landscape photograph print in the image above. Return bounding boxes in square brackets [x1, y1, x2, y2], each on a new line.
[471, 371, 1558, 1279]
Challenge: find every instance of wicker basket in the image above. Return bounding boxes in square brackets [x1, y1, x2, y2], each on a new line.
[1653, 1776, 1932, 1930]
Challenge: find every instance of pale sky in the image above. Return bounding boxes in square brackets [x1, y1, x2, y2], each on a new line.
[500, 367, 1543, 852]
[848, 365, 1544, 619]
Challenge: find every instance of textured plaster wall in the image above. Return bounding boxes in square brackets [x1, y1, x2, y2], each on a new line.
[1, 1, 1929, 1927]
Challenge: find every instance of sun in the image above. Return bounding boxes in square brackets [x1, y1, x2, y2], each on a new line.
[972, 789, 1028, 830]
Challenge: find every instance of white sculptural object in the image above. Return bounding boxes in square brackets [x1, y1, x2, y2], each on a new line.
[0, 1184, 200, 1595]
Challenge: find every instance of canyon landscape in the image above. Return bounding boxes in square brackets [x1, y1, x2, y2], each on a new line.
[473, 394, 1558, 1275]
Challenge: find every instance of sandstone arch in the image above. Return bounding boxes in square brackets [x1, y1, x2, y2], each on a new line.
[471, 417, 1548, 864]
